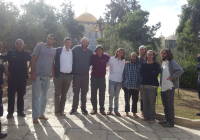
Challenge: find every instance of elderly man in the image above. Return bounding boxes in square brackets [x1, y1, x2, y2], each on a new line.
[138, 45, 147, 116]
[31, 34, 56, 124]
[53, 37, 73, 116]
[4, 39, 31, 119]
[70, 37, 93, 115]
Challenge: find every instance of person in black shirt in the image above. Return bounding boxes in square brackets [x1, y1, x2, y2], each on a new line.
[140, 50, 161, 122]
[3, 39, 31, 119]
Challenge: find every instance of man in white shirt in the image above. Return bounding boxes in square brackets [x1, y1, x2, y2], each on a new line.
[53, 37, 73, 116]
[159, 48, 183, 127]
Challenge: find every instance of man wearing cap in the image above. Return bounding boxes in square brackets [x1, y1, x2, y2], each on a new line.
[31, 34, 56, 123]
[90, 45, 110, 115]
[70, 37, 93, 115]
[53, 37, 73, 116]
[3, 39, 31, 119]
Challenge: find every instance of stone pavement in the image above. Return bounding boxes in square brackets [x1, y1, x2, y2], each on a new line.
[1, 81, 200, 140]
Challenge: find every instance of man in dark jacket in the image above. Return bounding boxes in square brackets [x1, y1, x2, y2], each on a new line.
[53, 37, 73, 116]
[70, 37, 93, 115]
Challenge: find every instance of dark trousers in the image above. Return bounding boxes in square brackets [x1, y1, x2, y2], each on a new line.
[72, 74, 89, 111]
[90, 77, 106, 112]
[54, 74, 72, 114]
[0, 86, 3, 117]
[139, 88, 143, 112]
[161, 89, 175, 125]
[141, 85, 157, 120]
[7, 79, 26, 114]
[123, 88, 139, 113]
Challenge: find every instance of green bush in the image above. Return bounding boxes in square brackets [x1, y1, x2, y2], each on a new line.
[178, 56, 198, 89]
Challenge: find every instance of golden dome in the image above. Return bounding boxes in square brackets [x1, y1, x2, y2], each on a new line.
[76, 13, 97, 23]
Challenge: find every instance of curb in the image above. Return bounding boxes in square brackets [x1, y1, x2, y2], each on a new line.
[156, 113, 200, 128]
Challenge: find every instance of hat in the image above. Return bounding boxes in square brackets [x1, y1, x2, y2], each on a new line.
[95, 45, 103, 52]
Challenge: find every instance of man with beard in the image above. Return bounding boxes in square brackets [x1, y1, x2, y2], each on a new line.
[159, 48, 183, 127]
[70, 37, 93, 115]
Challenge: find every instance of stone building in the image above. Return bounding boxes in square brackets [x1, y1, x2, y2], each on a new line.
[76, 12, 101, 51]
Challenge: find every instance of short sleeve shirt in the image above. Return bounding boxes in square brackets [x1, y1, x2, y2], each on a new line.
[5, 50, 31, 80]
[32, 44, 56, 76]
[91, 53, 110, 78]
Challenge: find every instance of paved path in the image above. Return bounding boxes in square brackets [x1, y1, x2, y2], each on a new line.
[1, 81, 200, 140]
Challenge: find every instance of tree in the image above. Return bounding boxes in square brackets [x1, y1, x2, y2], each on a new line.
[105, 0, 140, 25]
[117, 10, 160, 47]
[0, 0, 19, 48]
[102, 0, 160, 54]
[176, 0, 200, 56]
[59, 0, 84, 44]
[18, 0, 64, 49]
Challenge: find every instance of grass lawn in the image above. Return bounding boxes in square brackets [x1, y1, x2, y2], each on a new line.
[156, 88, 200, 120]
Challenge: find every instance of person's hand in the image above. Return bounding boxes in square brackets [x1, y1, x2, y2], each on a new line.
[167, 77, 173, 81]
[36, 42, 46, 46]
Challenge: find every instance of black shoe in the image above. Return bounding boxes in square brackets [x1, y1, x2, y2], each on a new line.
[114, 112, 121, 117]
[196, 113, 200, 116]
[162, 123, 174, 127]
[18, 112, 26, 117]
[100, 111, 106, 116]
[70, 109, 77, 115]
[0, 133, 7, 139]
[82, 110, 88, 115]
[7, 114, 14, 119]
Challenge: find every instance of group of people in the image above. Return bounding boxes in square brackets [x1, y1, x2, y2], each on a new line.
[0, 34, 184, 139]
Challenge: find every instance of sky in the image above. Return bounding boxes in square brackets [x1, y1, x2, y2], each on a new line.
[7, 0, 188, 37]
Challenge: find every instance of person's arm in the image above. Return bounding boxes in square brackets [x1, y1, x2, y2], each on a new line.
[30, 56, 37, 81]
[122, 64, 127, 85]
[30, 45, 41, 81]
[168, 60, 184, 80]
[52, 64, 55, 78]
[156, 63, 161, 76]
[52, 49, 57, 78]
[2, 52, 9, 79]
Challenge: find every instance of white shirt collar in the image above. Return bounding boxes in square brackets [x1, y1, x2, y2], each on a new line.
[62, 46, 71, 52]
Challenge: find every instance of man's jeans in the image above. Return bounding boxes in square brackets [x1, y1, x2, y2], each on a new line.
[32, 76, 50, 120]
[108, 80, 122, 112]
[161, 89, 175, 125]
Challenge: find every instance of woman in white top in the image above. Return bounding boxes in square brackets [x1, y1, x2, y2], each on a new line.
[107, 48, 125, 116]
